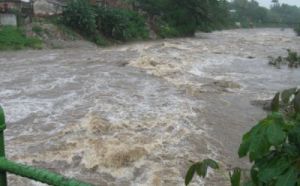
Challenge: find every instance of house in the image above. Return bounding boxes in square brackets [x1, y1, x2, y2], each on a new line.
[0, 0, 33, 26]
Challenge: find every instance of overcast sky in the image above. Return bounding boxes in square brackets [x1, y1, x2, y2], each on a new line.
[257, 0, 300, 8]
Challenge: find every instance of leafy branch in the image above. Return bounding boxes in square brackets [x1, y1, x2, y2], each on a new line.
[186, 88, 300, 186]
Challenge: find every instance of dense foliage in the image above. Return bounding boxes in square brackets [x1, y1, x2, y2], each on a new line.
[62, 0, 97, 35]
[62, 0, 148, 42]
[229, 0, 269, 27]
[230, 0, 300, 28]
[186, 88, 300, 185]
[134, 0, 232, 37]
[0, 26, 42, 50]
[95, 7, 148, 41]
[270, 3, 300, 26]
[61, 0, 300, 42]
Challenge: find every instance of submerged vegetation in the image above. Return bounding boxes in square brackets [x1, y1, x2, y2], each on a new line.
[269, 49, 300, 68]
[294, 25, 300, 36]
[186, 88, 300, 185]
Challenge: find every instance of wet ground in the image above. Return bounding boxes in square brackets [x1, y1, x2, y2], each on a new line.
[0, 28, 300, 186]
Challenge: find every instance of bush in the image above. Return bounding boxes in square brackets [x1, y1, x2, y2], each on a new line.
[294, 25, 300, 36]
[156, 20, 179, 38]
[32, 25, 44, 35]
[269, 49, 300, 68]
[62, 0, 97, 35]
[90, 35, 108, 46]
[185, 88, 300, 186]
[95, 7, 149, 41]
[136, 0, 231, 37]
[0, 26, 42, 50]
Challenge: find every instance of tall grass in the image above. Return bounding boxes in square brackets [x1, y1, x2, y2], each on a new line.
[0, 26, 42, 50]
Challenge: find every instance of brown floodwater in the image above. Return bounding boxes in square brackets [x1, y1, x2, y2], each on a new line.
[0, 28, 299, 186]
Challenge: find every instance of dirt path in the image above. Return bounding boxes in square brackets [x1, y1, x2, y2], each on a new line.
[0, 28, 299, 186]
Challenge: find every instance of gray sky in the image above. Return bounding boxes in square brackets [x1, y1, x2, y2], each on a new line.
[257, 0, 300, 8]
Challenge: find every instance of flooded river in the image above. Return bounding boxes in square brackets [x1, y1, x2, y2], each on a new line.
[0, 28, 299, 186]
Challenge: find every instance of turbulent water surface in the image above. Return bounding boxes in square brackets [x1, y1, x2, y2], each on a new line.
[0, 28, 300, 186]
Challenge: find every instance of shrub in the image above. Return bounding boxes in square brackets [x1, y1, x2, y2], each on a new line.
[136, 0, 231, 36]
[0, 26, 42, 50]
[156, 20, 179, 38]
[32, 25, 44, 35]
[269, 49, 300, 68]
[90, 35, 108, 46]
[294, 25, 300, 36]
[62, 0, 97, 35]
[186, 88, 300, 185]
[95, 7, 149, 41]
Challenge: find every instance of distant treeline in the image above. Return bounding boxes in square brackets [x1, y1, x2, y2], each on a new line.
[229, 0, 300, 27]
[61, 0, 300, 44]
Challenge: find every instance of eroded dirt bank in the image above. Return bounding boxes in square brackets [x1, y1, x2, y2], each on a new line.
[0, 28, 300, 186]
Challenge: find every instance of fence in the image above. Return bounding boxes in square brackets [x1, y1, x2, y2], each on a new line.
[0, 106, 93, 186]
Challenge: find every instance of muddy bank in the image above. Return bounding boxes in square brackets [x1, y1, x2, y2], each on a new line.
[0, 28, 300, 186]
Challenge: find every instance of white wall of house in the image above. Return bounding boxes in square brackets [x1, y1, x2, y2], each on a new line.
[0, 13, 17, 26]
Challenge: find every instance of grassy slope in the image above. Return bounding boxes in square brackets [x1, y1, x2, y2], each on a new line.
[0, 26, 42, 50]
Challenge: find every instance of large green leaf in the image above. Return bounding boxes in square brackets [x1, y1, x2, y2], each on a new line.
[239, 121, 268, 160]
[194, 159, 219, 178]
[238, 140, 250, 158]
[249, 134, 269, 161]
[275, 168, 297, 186]
[257, 156, 290, 183]
[185, 164, 196, 186]
[197, 163, 208, 178]
[248, 122, 270, 161]
[238, 131, 251, 158]
[266, 123, 286, 146]
[238, 118, 276, 161]
[202, 159, 219, 169]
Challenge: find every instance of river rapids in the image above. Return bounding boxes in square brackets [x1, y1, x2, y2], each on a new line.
[0, 28, 300, 186]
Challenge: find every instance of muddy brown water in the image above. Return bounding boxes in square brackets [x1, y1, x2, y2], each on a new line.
[0, 28, 300, 186]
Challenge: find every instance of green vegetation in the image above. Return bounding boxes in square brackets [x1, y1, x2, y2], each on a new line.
[60, 0, 300, 43]
[95, 6, 149, 41]
[230, 0, 300, 28]
[5, 0, 300, 48]
[186, 88, 300, 185]
[135, 0, 231, 37]
[270, 3, 300, 26]
[62, 0, 148, 43]
[269, 49, 300, 68]
[229, 0, 269, 27]
[294, 25, 300, 36]
[62, 0, 97, 35]
[61, 0, 232, 41]
[0, 26, 42, 50]
[32, 25, 44, 36]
